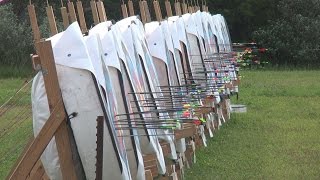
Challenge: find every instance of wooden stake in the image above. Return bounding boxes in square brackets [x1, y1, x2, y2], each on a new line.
[174, 1, 182, 16]
[95, 116, 104, 180]
[76, 1, 88, 33]
[9, 41, 77, 180]
[61, 7, 70, 29]
[165, 0, 173, 17]
[97, 0, 107, 22]
[139, 0, 147, 24]
[128, 0, 135, 16]
[121, 3, 129, 18]
[27, 5, 41, 43]
[202, 4, 206, 12]
[37, 40, 78, 180]
[153, 0, 162, 22]
[188, 5, 193, 13]
[46, 6, 58, 36]
[182, 0, 188, 14]
[68, 1, 78, 23]
[90, 0, 100, 25]
[143, 0, 151, 23]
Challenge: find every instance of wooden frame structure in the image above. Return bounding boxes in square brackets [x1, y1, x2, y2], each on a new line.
[7, 1, 233, 180]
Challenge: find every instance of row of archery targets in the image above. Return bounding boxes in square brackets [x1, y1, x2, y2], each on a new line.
[8, 0, 240, 180]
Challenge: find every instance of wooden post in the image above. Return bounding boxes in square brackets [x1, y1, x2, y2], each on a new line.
[143, 0, 151, 23]
[202, 4, 206, 12]
[182, 0, 188, 14]
[174, 1, 182, 16]
[9, 41, 77, 180]
[37, 41, 78, 180]
[27, 5, 41, 43]
[188, 4, 193, 13]
[61, 6, 70, 29]
[97, 0, 107, 22]
[128, 0, 135, 16]
[68, 1, 78, 23]
[121, 2, 129, 18]
[139, 0, 147, 24]
[90, 0, 100, 25]
[153, 0, 162, 22]
[76, 0, 88, 33]
[165, 0, 173, 17]
[46, 5, 58, 36]
[95, 116, 104, 180]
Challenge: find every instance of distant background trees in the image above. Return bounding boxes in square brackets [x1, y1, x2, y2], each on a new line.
[0, 0, 319, 75]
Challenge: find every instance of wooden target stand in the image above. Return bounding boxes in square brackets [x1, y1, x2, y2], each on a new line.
[7, 1, 109, 179]
[7, 0, 210, 179]
[136, 0, 211, 179]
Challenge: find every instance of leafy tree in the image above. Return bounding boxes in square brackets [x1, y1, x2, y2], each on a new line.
[208, 0, 280, 42]
[0, 4, 33, 67]
[253, 0, 320, 68]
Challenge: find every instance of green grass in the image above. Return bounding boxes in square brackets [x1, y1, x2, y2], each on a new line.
[1, 71, 320, 179]
[186, 71, 320, 179]
[0, 78, 30, 104]
[0, 78, 33, 179]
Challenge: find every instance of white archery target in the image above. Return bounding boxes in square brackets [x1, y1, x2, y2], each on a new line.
[30, 7, 237, 180]
[32, 23, 129, 180]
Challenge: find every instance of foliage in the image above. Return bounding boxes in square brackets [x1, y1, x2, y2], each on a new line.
[208, 0, 280, 42]
[253, 0, 320, 68]
[186, 70, 320, 179]
[0, 4, 33, 68]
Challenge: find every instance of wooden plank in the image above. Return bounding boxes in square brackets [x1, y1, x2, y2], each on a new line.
[155, 0, 163, 21]
[174, 2, 181, 16]
[76, 1, 88, 33]
[153, 0, 162, 22]
[157, 1, 163, 20]
[67, 1, 77, 23]
[145, 170, 153, 180]
[182, 1, 188, 14]
[97, 1, 107, 22]
[165, 0, 173, 17]
[143, 153, 158, 176]
[139, 1, 147, 24]
[26, 160, 45, 180]
[174, 124, 196, 140]
[32, 55, 41, 71]
[90, 0, 100, 25]
[159, 140, 171, 157]
[8, 98, 66, 179]
[128, 0, 135, 16]
[143, 0, 151, 23]
[42, 173, 50, 180]
[188, 6, 193, 13]
[27, 5, 41, 42]
[61, 7, 70, 29]
[95, 116, 104, 180]
[46, 6, 58, 36]
[121, 4, 128, 18]
[37, 40, 77, 180]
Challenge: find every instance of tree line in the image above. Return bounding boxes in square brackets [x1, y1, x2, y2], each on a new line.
[0, 0, 319, 74]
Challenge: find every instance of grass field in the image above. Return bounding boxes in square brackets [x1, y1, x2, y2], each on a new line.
[0, 78, 33, 179]
[186, 70, 320, 179]
[1, 71, 320, 179]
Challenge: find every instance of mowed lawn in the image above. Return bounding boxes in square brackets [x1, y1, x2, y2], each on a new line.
[186, 71, 320, 179]
[1, 71, 320, 179]
[0, 78, 33, 179]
